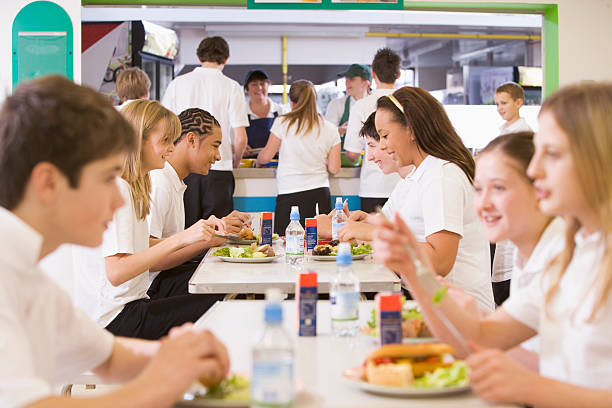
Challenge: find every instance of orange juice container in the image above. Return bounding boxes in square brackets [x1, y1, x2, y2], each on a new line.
[375, 292, 402, 345]
[296, 272, 317, 336]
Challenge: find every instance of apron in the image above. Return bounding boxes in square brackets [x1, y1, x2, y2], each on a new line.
[246, 111, 278, 149]
[338, 96, 362, 167]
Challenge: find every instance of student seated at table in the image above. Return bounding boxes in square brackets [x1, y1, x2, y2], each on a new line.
[148, 107, 250, 299]
[256, 80, 341, 234]
[316, 112, 413, 238]
[74, 100, 222, 340]
[373, 82, 612, 408]
[0, 76, 229, 407]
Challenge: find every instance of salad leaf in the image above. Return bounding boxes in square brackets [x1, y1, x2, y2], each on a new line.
[433, 286, 448, 305]
[352, 244, 372, 255]
[212, 247, 230, 257]
[201, 375, 251, 401]
[239, 246, 254, 258]
[402, 306, 423, 321]
[367, 308, 377, 329]
[229, 247, 246, 258]
[413, 361, 469, 388]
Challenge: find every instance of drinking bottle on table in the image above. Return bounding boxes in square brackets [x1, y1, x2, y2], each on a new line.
[330, 242, 360, 337]
[331, 197, 348, 240]
[285, 206, 305, 265]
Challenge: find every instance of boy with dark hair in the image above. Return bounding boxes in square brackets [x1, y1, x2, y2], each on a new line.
[0, 75, 229, 407]
[163, 36, 249, 224]
[343, 47, 402, 213]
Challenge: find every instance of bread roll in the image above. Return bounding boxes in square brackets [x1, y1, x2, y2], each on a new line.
[365, 361, 413, 387]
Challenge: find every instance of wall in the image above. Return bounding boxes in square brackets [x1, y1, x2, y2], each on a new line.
[0, 0, 81, 102]
[405, 0, 612, 86]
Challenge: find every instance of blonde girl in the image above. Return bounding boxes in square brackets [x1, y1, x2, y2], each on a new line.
[75, 100, 218, 340]
[373, 82, 612, 407]
[257, 80, 341, 234]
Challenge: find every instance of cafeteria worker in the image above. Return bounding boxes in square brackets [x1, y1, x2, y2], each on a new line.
[244, 69, 287, 153]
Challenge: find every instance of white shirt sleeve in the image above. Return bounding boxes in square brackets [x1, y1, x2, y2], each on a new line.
[324, 97, 344, 126]
[148, 183, 171, 239]
[324, 120, 341, 150]
[0, 284, 53, 407]
[421, 165, 466, 238]
[501, 273, 542, 332]
[344, 103, 365, 154]
[229, 82, 250, 129]
[161, 80, 177, 114]
[270, 117, 285, 140]
[103, 179, 138, 257]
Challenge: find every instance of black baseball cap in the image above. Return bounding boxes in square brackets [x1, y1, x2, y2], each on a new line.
[244, 69, 270, 89]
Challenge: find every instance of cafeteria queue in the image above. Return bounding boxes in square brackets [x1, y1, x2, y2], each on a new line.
[1, 34, 612, 408]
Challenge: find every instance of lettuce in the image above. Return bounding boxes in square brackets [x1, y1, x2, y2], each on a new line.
[352, 243, 372, 255]
[201, 374, 250, 401]
[413, 361, 469, 388]
[213, 247, 230, 257]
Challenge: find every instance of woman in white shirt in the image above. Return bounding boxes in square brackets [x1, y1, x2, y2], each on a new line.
[373, 82, 612, 407]
[257, 80, 341, 234]
[75, 100, 220, 340]
[350, 87, 494, 311]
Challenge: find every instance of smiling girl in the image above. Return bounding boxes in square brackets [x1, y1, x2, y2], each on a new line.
[75, 100, 220, 340]
[373, 82, 612, 407]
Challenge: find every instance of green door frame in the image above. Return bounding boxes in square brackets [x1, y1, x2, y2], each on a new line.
[82, 1, 558, 95]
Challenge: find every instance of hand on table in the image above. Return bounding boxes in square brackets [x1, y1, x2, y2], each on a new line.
[337, 220, 373, 242]
[348, 210, 369, 222]
[138, 323, 230, 402]
[467, 343, 534, 404]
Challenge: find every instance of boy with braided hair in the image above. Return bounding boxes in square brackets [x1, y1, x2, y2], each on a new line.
[147, 108, 249, 299]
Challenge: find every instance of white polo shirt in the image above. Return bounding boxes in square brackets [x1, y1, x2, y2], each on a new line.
[271, 116, 341, 195]
[74, 178, 150, 327]
[506, 217, 565, 353]
[247, 97, 287, 120]
[499, 117, 532, 135]
[381, 176, 410, 218]
[148, 161, 187, 284]
[324, 95, 355, 126]
[504, 229, 612, 388]
[0, 208, 114, 407]
[393, 155, 494, 312]
[162, 67, 249, 171]
[344, 89, 401, 198]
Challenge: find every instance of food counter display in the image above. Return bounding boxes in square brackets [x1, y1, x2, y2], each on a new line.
[232, 167, 361, 213]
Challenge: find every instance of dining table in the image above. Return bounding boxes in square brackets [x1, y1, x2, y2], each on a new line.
[188, 242, 402, 295]
[177, 300, 518, 408]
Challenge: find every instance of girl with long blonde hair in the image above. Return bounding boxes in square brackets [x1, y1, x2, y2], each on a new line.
[257, 80, 341, 233]
[372, 82, 612, 407]
[75, 99, 220, 340]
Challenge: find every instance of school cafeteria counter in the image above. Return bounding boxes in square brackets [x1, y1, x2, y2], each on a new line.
[179, 300, 517, 408]
[188, 248, 401, 295]
[232, 167, 361, 212]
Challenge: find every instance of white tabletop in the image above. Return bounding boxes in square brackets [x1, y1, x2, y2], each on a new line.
[189, 245, 401, 294]
[189, 300, 516, 408]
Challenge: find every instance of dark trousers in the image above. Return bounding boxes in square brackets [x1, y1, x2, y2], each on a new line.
[493, 280, 511, 307]
[183, 170, 235, 228]
[147, 259, 203, 300]
[105, 293, 223, 340]
[360, 197, 389, 214]
[274, 187, 332, 235]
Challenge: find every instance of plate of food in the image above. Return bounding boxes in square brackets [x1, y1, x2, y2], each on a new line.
[360, 299, 436, 344]
[212, 244, 281, 263]
[182, 374, 250, 407]
[342, 343, 470, 397]
[311, 240, 372, 261]
[218, 227, 257, 245]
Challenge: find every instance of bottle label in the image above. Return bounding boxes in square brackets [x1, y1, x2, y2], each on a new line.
[331, 221, 346, 240]
[251, 360, 294, 406]
[330, 291, 359, 321]
[285, 235, 304, 255]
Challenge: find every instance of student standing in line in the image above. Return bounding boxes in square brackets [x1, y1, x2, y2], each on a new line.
[243, 69, 288, 152]
[343, 48, 403, 213]
[373, 83, 612, 407]
[325, 63, 371, 140]
[115, 67, 150, 109]
[256, 80, 341, 234]
[491, 82, 534, 305]
[148, 108, 250, 299]
[74, 100, 221, 340]
[0, 76, 228, 408]
[162, 36, 249, 223]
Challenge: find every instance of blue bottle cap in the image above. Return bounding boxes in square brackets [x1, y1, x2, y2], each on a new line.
[265, 303, 283, 323]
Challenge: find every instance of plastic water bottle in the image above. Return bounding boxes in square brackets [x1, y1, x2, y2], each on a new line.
[331, 197, 348, 240]
[330, 242, 360, 337]
[285, 206, 305, 265]
[251, 289, 294, 408]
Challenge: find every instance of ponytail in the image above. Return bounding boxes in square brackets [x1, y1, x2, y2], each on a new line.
[281, 80, 321, 136]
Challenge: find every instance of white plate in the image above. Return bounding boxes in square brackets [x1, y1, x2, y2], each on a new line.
[217, 255, 282, 263]
[311, 253, 370, 261]
[342, 366, 471, 397]
[181, 383, 249, 407]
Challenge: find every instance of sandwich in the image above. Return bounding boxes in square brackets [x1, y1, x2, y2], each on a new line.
[362, 343, 454, 387]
